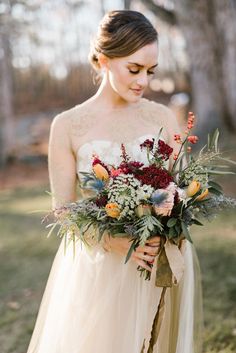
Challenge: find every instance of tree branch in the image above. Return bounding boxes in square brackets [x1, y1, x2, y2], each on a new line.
[140, 0, 177, 25]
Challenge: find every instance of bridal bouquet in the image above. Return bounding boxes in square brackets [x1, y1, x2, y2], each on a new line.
[46, 112, 236, 286]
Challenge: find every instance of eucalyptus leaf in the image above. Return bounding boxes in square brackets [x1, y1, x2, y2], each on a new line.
[218, 156, 236, 165]
[181, 221, 193, 243]
[192, 218, 203, 226]
[207, 170, 235, 175]
[168, 226, 177, 238]
[46, 222, 57, 238]
[167, 218, 177, 227]
[124, 240, 137, 264]
[209, 187, 223, 196]
[208, 181, 223, 191]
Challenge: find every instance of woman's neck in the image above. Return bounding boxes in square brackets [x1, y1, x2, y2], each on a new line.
[91, 73, 139, 111]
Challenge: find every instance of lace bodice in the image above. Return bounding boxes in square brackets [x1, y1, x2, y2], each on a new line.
[48, 98, 181, 209]
[76, 134, 156, 173]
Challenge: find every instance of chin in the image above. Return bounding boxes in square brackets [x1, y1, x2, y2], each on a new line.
[120, 92, 143, 104]
[128, 94, 143, 103]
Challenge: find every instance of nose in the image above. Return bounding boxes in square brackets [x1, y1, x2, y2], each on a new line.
[136, 72, 148, 88]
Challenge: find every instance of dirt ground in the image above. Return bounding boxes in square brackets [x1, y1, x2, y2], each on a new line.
[0, 162, 49, 190]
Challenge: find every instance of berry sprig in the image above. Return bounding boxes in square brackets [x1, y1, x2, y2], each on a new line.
[172, 112, 199, 169]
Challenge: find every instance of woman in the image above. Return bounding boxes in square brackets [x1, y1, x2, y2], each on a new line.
[27, 10, 203, 353]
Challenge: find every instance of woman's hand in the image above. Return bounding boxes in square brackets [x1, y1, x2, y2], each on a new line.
[102, 234, 161, 272]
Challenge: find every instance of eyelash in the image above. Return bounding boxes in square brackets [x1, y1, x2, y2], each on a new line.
[129, 69, 155, 76]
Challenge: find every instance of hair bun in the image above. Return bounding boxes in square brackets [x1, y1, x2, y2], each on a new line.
[88, 50, 101, 71]
[88, 10, 158, 72]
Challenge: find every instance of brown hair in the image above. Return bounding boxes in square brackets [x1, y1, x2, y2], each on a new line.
[89, 10, 158, 71]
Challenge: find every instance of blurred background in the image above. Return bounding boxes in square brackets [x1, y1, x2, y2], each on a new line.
[0, 1, 236, 352]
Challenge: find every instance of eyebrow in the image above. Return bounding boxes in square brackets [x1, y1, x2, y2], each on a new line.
[127, 62, 158, 68]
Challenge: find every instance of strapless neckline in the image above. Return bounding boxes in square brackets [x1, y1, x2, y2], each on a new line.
[76, 134, 157, 157]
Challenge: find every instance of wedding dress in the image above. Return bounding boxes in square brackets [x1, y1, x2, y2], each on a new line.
[27, 99, 203, 353]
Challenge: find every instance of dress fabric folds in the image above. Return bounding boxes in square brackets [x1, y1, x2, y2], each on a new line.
[27, 136, 203, 353]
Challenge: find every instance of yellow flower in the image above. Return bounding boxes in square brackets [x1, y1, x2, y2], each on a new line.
[105, 203, 121, 218]
[93, 163, 109, 181]
[135, 204, 152, 218]
[187, 180, 201, 197]
[196, 188, 209, 201]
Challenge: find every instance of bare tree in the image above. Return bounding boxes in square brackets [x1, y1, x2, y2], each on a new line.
[124, 0, 132, 10]
[141, 0, 236, 137]
[0, 3, 15, 166]
[0, 0, 41, 166]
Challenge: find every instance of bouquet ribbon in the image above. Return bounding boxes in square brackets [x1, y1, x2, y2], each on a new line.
[155, 238, 186, 287]
[142, 239, 186, 353]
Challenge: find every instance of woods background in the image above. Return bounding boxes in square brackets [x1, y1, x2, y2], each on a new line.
[0, 1, 236, 353]
[1, 0, 236, 175]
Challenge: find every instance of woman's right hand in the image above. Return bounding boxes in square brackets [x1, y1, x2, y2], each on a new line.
[102, 233, 161, 272]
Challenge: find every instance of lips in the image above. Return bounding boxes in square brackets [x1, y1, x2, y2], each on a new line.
[131, 88, 143, 95]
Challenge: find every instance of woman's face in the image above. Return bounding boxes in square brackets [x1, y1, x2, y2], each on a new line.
[106, 42, 158, 103]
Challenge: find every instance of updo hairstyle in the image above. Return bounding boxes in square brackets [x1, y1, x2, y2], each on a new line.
[89, 10, 158, 72]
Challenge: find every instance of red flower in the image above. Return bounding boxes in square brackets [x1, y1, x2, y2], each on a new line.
[174, 134, 181, 143]
[187, 112, 195, 130]
[140, 138, 155, 150]
[136, 164, 173, 189]
[110, 168, 123, 177]
[187, 135, 199, 144]
[156, 140, 173, 161]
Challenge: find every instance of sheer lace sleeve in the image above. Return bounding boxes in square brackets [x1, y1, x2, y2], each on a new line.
[48, 112, 77, 210]
[147, 101, 182, 169]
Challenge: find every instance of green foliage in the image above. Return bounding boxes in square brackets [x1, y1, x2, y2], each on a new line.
[181, 221, 193, 243]
[134, 215, 163, 245]
[1, 187, 236, 353]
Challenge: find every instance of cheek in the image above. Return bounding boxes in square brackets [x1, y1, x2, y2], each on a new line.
[109, 67, 133, 91]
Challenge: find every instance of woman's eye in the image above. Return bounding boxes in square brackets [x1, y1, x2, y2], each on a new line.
[129, 69, 139, 74]
[129, 69, 155, 75]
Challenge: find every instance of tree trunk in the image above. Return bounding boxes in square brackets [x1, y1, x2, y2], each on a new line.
[0, 31, 15, 166]
[124, 0, 132, 10]
[142, 0, 236, 138]
[214, 0, 236, 130]
[174, 0, 225, 138]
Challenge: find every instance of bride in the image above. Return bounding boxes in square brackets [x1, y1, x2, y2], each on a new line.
[27, 10, 203, 353]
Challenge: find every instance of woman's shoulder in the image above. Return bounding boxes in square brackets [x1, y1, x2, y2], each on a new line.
[141, 98, 175, 119]
[50, 100, 96, 138]
[51, 101, 90, 126]
[140, 98, 180, 142]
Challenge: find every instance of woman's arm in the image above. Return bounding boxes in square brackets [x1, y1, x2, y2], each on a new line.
[48, 113, 77, 210]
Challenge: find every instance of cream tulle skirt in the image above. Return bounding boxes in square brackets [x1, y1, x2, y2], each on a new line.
[26, 236, 203, 353]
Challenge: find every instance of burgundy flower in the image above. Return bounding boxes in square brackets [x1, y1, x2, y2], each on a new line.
[136, 164, 173, 189]
[174, 190, 180, 205]
[156, 140, 173, 161]
[95, 194, 108, 207]
[120, 143, 130, 163]
[140, 138, 155, 151]
[118, 161, 144, 175]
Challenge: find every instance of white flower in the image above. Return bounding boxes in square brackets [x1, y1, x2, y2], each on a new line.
[106, 174, 154, 219]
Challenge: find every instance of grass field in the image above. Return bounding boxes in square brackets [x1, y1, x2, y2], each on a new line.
[0, 186, 236, 353]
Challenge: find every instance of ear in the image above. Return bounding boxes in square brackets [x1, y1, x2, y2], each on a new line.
[97, 53, 109, 70]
